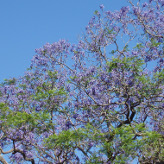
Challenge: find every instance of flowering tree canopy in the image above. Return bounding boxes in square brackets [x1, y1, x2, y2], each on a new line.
[0, 0, 164, 163]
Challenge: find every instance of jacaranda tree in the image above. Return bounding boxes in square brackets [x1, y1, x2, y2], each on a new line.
[0, 0, 164, 163]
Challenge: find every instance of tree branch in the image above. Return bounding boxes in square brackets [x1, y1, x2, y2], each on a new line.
[13, 149, 35, 164]
[0, 155, 8, 164]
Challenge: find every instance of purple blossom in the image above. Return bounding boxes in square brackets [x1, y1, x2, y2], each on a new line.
[133, 7, 140, 15]
[65, 121, 73, 129]
[145, 56, 152, 62]
[99, 4, 104, 10]
[92, 87, 96, 95]
[128, 80, 134, 87]
[88, 142, 94, 148]
[73, 113, 79, 119]
[159, 58, 164, 63]
[143, 2, 148, 7]
[120, 6, 129, 16]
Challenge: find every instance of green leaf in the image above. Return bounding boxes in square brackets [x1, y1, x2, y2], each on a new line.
[94, 10, 98, 15]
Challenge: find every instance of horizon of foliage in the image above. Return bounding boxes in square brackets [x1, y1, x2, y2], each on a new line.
[0, 0, 164, 163]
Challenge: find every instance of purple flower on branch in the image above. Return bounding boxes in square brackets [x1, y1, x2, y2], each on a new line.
[99, 4, 104, 10]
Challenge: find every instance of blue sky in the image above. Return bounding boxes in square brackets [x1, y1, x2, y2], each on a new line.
[0, 0, 130, 82]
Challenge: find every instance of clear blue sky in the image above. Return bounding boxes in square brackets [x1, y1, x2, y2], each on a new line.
[0, 0, 130, 82]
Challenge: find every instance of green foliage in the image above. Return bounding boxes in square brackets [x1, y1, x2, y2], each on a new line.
[0, 108, 50, 128]
[153, 69, 164, 83]
[34, 86, 67, 103]
[111, 50, 115, 54]
[1, 78, 16, 85]
[134, 43, 144, 49]
[85, 153, 103, 164]
[44, 128, 86, 148]
[47, 70, 58, 79]
[107, 56, 145, 72]
[106, 28, 114, 35]
[94, 10, 98, 15]
[123, 45, 129, 52]
[98, 124, 149, 163]
[150, 38, 161, 47]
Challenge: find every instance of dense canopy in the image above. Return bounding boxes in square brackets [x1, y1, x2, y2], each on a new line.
[0, 0, 164, 163]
